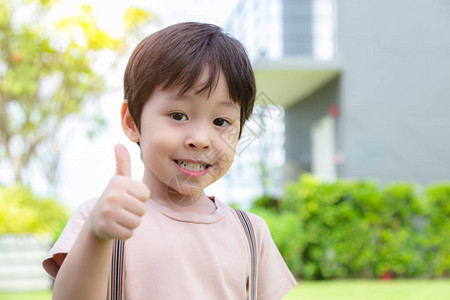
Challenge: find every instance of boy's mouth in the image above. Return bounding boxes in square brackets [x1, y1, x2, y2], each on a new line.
[174, 160, 210, 172]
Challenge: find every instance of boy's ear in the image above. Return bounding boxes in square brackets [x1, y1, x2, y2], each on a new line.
[121, 100, 140, 143]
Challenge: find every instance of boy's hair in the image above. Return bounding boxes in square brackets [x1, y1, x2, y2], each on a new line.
[124, 22, 256, 138]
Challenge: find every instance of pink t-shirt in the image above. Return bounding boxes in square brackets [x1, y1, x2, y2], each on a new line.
[43, 197, 297, 299]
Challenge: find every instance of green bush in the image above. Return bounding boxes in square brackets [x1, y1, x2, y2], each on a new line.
[250, 194, 280, 212]
[375, 183, 426, 277]
[250, 208, 303, 276]
[0, 185, 70, 242]
[424, 184, 450, 277]
[281, 175, 379, 279]
[252, 174, 450, 280]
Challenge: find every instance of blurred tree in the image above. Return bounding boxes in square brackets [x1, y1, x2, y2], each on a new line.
[0, 0, 157, 186]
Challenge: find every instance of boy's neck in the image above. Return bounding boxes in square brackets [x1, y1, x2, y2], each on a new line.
[149, 192, 217, 215]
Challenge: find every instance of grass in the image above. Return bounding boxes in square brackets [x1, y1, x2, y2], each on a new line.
[1, 279, 449, 300]
[0, 290, 52, 300]
[283, 279, 450, 300]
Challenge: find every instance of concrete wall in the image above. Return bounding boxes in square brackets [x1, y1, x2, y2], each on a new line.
[336, 0, 450, 184]
[284, 77, 339, 182]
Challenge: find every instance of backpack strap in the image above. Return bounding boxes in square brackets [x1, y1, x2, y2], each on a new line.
[232, 208, 258, 300]
[109, 239, 125, 300]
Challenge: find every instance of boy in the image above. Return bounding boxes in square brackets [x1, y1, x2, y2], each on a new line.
[43, 22, 296, 299]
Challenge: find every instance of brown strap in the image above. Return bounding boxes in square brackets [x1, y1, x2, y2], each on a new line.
[232, 208, 258, 300]
[109, 239, 125, 300]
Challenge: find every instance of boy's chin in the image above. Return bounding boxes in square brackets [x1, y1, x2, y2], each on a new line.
[166, 178, 205, 207]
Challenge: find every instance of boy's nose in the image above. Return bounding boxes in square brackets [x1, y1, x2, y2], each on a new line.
[185, 132, 212, 150]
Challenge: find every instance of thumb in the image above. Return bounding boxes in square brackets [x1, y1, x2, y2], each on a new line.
[114, 144, 131, 177]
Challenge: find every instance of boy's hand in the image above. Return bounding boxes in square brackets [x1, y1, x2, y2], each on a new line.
[90, 144, 150, 240]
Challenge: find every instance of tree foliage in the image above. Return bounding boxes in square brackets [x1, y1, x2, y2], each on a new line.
[0, 184, 69, 242]
[0, 0, 157, 186]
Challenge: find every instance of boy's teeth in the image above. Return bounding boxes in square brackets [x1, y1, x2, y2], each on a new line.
[176, 160, 208, 171]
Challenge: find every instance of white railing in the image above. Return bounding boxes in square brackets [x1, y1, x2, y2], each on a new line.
[0, 234, 53, 291]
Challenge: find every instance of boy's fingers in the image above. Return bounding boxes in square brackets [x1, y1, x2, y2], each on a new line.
[126, 181, 151, 202]
[115, 144, 131, 177]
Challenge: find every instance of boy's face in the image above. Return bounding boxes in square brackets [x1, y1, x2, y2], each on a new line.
[126, 68, 240, 203]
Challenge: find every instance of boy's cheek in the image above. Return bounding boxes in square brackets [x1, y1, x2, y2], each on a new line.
[213, 152, 235, 174]
[217, 125, 240, 150]
[143, 131, 176, 151]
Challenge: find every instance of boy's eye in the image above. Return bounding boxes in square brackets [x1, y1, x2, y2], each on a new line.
[213, 118, 231, 127]
[170, 112, 187, 121]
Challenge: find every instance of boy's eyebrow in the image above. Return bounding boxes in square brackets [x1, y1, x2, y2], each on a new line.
[170, 94, 239, 111]
[218, 100, 240, 110]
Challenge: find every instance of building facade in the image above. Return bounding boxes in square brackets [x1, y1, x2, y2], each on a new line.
[229, 0, 450, 186]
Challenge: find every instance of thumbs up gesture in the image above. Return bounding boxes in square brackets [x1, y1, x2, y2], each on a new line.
[89, 144, 151, 240]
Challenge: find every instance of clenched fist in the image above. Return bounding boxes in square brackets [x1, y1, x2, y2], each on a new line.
[89, 144, 150, 240]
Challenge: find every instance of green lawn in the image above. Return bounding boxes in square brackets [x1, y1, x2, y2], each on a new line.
[0, 290, 52, 300]
[1, 279, 449, 300]
[283, 279, 450, 300]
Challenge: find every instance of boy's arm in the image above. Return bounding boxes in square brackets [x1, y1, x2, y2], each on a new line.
[52, 145, 150, 300]
[52, 218, 113, 300]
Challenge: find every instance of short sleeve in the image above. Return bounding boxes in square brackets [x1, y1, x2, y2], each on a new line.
[42, 198, 97, 278]
[247, 212, 297, 300]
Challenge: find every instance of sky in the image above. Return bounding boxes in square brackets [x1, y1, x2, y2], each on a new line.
[53, 0, 243, 210]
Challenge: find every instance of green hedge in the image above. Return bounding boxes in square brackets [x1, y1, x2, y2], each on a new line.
[425, 184, 450, 277]
[0, 185, 70, 242]
[250, 175, 450, 280]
